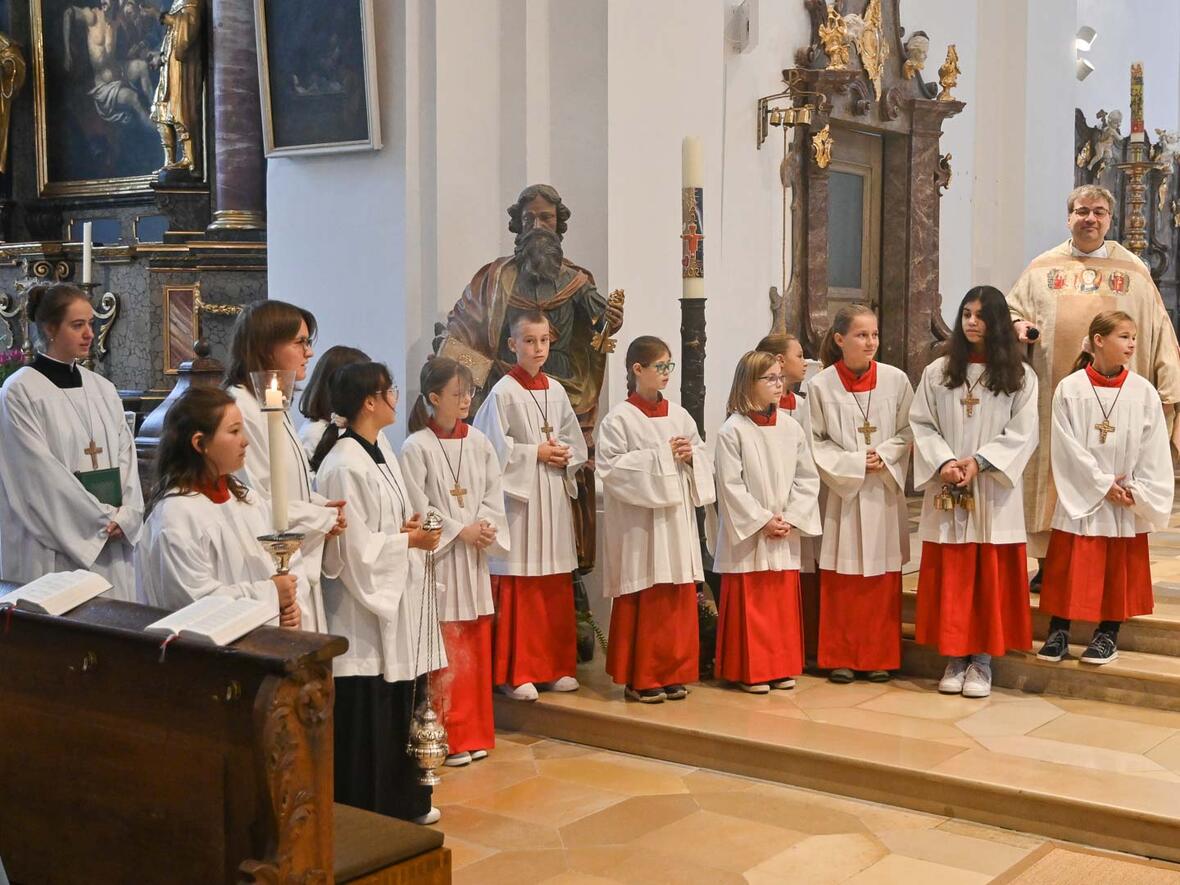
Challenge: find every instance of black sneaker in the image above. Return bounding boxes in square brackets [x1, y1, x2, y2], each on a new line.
[663, 684, 689, 700]
[1036, 629, 1070, 662]
[1081, 631, 1118, 665]
[625, 686, 666, 703]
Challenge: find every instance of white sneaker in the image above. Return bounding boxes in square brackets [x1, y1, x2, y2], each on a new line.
[414, 806, 441, 825]
[470, 749, 489, 761]
[938, 657, 969, 694]
[444, 751, 472, 767]
[498, 682, 539, 701]
[549, 676, 580, 692]
[961, 660, 992, 698]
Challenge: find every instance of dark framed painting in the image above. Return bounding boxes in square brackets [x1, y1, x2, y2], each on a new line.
[29, 0, 205, 197]
[255, 0, 381, 157]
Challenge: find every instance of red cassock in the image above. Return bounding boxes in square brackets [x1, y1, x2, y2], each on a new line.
[800, 572, 820, 660]
[714, 570, 804, 684]
[1040, 531, 1154, 622]
[492, 574, 577, 686]
[817, 570, 902, 670]
[606, 582, 699, 690]
[915, 541, 1032, 657]
[430, 615, 495, 754]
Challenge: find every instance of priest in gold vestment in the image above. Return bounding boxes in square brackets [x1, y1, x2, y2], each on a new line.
[1008, 184, 1180, 561]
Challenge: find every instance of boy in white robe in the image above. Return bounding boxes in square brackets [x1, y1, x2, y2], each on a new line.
[402, 357, 508, 762]
[809, 305, 914, 683]
[597, 336, 715, 703]
[472, 311, 587, 701]
[910, 288, 1039, 698]
[1039, 311, 1174, 665]
[0, 284, 143, 597]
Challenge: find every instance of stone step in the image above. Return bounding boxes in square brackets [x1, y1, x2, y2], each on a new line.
[900, 588, 1180, 657]
[494, 663, 1180, 864]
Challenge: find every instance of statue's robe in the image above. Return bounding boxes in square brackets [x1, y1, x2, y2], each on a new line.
[446, 255, 609, 570]
[151, 0, 203, 138]
[1007, 239, 1180, 551]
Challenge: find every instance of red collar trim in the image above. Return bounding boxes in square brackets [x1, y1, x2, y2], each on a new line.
[967, 353, 987, 364]
[508, 364, 549, 390]
[1086, 363, 1127, 388]
[834, 360, 877, 392]
[627, 392, 669, 418]
[196, 476, 231, 504]
[747, 407, 777, 426]
[428, 417, 469, 439]
[779, 391, 797, 411]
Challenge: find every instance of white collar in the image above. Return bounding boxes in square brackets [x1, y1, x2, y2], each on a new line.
[38, 351, 78, 368]
[1070, 240, 1109, 259]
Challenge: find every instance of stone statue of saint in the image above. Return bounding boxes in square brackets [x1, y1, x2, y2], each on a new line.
[0, 32, 26, 174]
[151, 0, 204, 174]
[444, 184, 624, 570]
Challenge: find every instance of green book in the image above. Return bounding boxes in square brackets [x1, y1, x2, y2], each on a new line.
[75, 467, 123, 508]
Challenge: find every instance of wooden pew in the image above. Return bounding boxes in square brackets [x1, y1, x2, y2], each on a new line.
[0, 587, 450, 884]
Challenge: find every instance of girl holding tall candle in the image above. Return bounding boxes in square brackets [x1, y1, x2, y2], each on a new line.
[224, 300, 346, 631]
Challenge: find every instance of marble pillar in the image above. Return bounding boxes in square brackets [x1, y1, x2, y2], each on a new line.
[207, 0, 266, 235]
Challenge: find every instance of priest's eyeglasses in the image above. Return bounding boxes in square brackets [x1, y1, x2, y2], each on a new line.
[758, 374, 785, 386]
[1071, 206, 1110, 218]
[652, 361, 676, 375]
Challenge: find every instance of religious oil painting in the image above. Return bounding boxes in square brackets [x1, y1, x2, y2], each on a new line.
[30, 0, 181, 197]
[255, 0, 381, 157]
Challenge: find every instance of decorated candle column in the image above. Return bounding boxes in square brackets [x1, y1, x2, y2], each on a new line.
[81, 222, 93, 284]
[680, 136, 707, 437]
[264, 377, 289, 532]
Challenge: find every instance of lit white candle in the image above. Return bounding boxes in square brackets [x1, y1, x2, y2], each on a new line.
[264, 377, 289, 533]
[681, 136, 705, 300]
[81, 222, 93, 285]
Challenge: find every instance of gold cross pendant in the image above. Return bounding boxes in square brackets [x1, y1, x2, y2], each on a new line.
[449, 482, 467, 507]
[858, 419, 876, 445]
[83, 438, 104, 470]
[960, 392, 980, 417]
[1094, 418, 1115, 444]
[541, 422, 554, 436]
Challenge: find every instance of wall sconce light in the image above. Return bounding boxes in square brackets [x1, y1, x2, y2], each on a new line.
[1076, 58, 1095, 82]
[1075, 26, 1097, 52]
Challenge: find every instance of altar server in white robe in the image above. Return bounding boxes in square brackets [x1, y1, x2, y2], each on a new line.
[759, 331, 822, 662]
[136, 387, 303, 627]
[910, 287, 1039, 698]
[402, 357, 508, 762]
[223, 300, 346, 631]
[597, 336, 715, 703]
[297, 344, 370, 464]
[0, 283, 143, 596]
[809, 304, 914, 684]
[711, 350, 821, 693]
[473, 311, 587, 701]
[313, 361, 446, 825]
[1038, 310, 1173, 666]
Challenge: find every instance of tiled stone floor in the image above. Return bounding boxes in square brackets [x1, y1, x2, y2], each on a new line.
[434, 733, 1180, 884]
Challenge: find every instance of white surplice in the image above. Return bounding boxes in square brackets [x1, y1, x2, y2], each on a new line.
[782, 386, 821, 574]
[316, 435, 445, 682]
[809, 363, 914, 576]
[228, 385, 338, 630]
[472, 373, 587, 576]
[299, 417, 330, 465]
[711, 411, 821, 574]
[595, 398, 715, 597]
[135, 488, 315, 625]
[910, 358, 1039, 544]
[1050, 369, 1173, 536]
[0, 365, 143, 596]
[400, 425, 509, 620]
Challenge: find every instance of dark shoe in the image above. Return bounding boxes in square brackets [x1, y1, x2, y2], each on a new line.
[1036, 629, 1070, 662]
[768, 677, 796, 690]
[663, 684, 689, 700]
[866, 670, 892, 683]
[829, 668, 855, 684]
[625, 686, 666, 703]
[1081, 631, 1118, 665]
[1029, 568, 1042, 594]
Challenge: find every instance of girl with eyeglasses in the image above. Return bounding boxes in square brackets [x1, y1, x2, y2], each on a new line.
[312, 362, 445, 825]
[596, 336, 716, 703]
[223, 300, 347, 631]
[710, 350, 820, 694]
[809, 305, 914, 685]
[400, 357, 508, 764]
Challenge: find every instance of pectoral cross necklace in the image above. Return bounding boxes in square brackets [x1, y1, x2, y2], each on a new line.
[433, 431, 467, 507]
[849, 388, 876, 445]
[1089, 373, 1123, 444]
[526, 388, 554, 436]
[60, 381, 107, 470]
[961, 370, 985, 418]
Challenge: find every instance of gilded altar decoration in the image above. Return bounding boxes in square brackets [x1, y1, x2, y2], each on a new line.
[1154, 129, 1180, 168]
[1130, 62, 1145, 138]
[845, 0, 888, 99]
[1172, 198, 1180, 229]
[152, 0, 205, 175]
[1159, 177, 1169, 213]
[818, 6, 851, 71]
[937, 153, 953, 192]
[812, 125, 833, 169]
[903, 31, 929, 80]
[0, 33, 27, 174]
[592, 290, 625, 353]
[937, 44, 960, 101]
[1075, 141, 1092, 168]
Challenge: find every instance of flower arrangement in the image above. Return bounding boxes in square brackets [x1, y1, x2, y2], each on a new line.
[0, 349, 24, 386]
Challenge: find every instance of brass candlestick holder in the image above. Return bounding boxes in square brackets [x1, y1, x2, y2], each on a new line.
[257, 532, 304, 575]
[407, 510, 448, 786]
